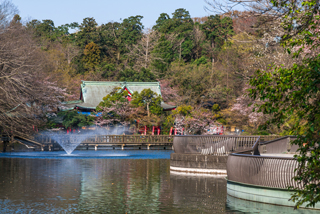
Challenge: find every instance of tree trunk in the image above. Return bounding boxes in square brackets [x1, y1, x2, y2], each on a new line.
[117, 52, 120, 64]
[179, 39, 185, 62]
[2, 138, 8, 152]
[227, 70, 229, 104]
[226, 61, 229, 104]
[147, 102, 150, 117]
[179, 43, 182, 62]
[145, 35, 149, 68]
[211, 40, 215, 81]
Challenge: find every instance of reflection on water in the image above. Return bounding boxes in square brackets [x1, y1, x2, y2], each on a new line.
[170, 172, 227, 213]
[0, 155, 228, 213]
[0, 153, 313, 213]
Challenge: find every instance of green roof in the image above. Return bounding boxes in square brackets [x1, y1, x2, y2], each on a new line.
[60, 81, 176, 111]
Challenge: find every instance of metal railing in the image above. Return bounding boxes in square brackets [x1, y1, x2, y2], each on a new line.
[259, 135, 282, 143]
[227, 136, 302, 189]
[173, 135, 260, 156]
[227, 154, 300, 189]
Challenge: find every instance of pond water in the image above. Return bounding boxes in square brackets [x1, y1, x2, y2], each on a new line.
[0, 151, 317, 213]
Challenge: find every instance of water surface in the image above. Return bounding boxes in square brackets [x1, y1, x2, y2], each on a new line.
[0, 151, 315, 213]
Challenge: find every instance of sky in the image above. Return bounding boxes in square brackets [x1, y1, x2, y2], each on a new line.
[11, 0, 214, 29]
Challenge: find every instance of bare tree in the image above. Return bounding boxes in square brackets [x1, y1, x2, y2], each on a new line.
[0, 9, 65, 138]
[0, 0, 18, 32]
[126, 29, 161, 70]
[192, 24, 205, 59]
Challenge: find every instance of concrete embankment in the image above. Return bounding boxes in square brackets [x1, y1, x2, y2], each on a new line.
[170, 153, 227, 174]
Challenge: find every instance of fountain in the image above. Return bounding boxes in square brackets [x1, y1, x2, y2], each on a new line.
[48, 133, 88, 155]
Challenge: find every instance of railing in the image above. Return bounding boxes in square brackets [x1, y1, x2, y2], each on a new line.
[34, 135, 173, 145]
[84, 135, 173, 145]
[259, 136, 298, 154]
[28, 134, 280, 147]
[259, 135, 282, 143]
[227, 136, 301, 189]
[173, 135, 260, 156]
[227, 154, 300, 189]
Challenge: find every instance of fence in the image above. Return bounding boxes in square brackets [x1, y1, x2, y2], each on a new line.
[34, 135, 174, 146]
[173, 135, 260, 156]
[84, 135, 173, 145]
[227, 154, 300, 189]
[227, 136, 302, 189]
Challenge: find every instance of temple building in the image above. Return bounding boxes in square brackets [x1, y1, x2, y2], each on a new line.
[60, 81, 176, 112]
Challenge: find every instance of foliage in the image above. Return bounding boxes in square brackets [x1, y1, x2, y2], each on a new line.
[95, 88, 164, 129]
[236, 0, 320, 207]
[117, 68, 157, 82]
[18, 4, 277, 137]
[83, 42, 101, 69]
[96, 88, 129, 111]
[202, 15, 234, 50]
[205, 0, 320, 205]
[249, 57, 320, 207]
[57, 111, 94, 128]
[96, 89, 138, 126]
[170, 105, 217, 134]
[131, 89, 162, 116]
[173, 105, 193, 116]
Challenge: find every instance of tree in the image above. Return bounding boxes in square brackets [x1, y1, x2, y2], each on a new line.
[83, 42, 101, 69]
[152, 9, 195, 69]
[171, 9, 194, 62]
[76, 17, 100, 48]
[131, 89, 162, 117]
[153, 13, 171, 32]
[57, 111, 94, 128]
[192, 23, 206, 59]
[119, 15, 144, 47]
[151, 33, 176, 76]
[249, 56, 320, 208]
[208, 0, 320, 208]
[0, 7, 65, 138]
[169, 62, 213, 105]
[201, 15, 234, 77]
[0, 0, 18, 31]
[117, 67, 157, 82]
[96, 88, 137, 126]
[170, 105, 216, 134]
[231, 85, 264, 130]
[126, 29, 160, 70]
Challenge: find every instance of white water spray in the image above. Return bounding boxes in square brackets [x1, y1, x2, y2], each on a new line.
[41, 126, 130, 154]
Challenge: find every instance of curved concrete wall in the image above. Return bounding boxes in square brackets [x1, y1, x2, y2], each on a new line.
[227, 180, 320, 210]
[170, 153, 227, 174]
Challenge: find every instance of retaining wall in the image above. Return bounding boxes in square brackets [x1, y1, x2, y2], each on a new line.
[227, 180, 320, 210]
[170, 153, 227, 174]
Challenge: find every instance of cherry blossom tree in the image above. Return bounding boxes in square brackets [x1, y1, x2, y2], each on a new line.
[231, 85, 264, 125]
[171, 105, 217, 135]
[95, 101, 137, 126]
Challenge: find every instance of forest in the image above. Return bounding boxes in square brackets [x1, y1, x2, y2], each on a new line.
[20, 8, 299, 135]
[0, 2, 301, 136]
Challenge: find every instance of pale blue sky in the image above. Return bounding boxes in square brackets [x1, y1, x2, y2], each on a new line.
[12, 0, 213, 29]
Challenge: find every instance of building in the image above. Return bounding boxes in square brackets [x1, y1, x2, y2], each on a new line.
[60, 81, 176, 112]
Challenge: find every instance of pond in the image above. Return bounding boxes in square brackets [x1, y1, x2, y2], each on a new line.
[0, 150, 316, 213]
